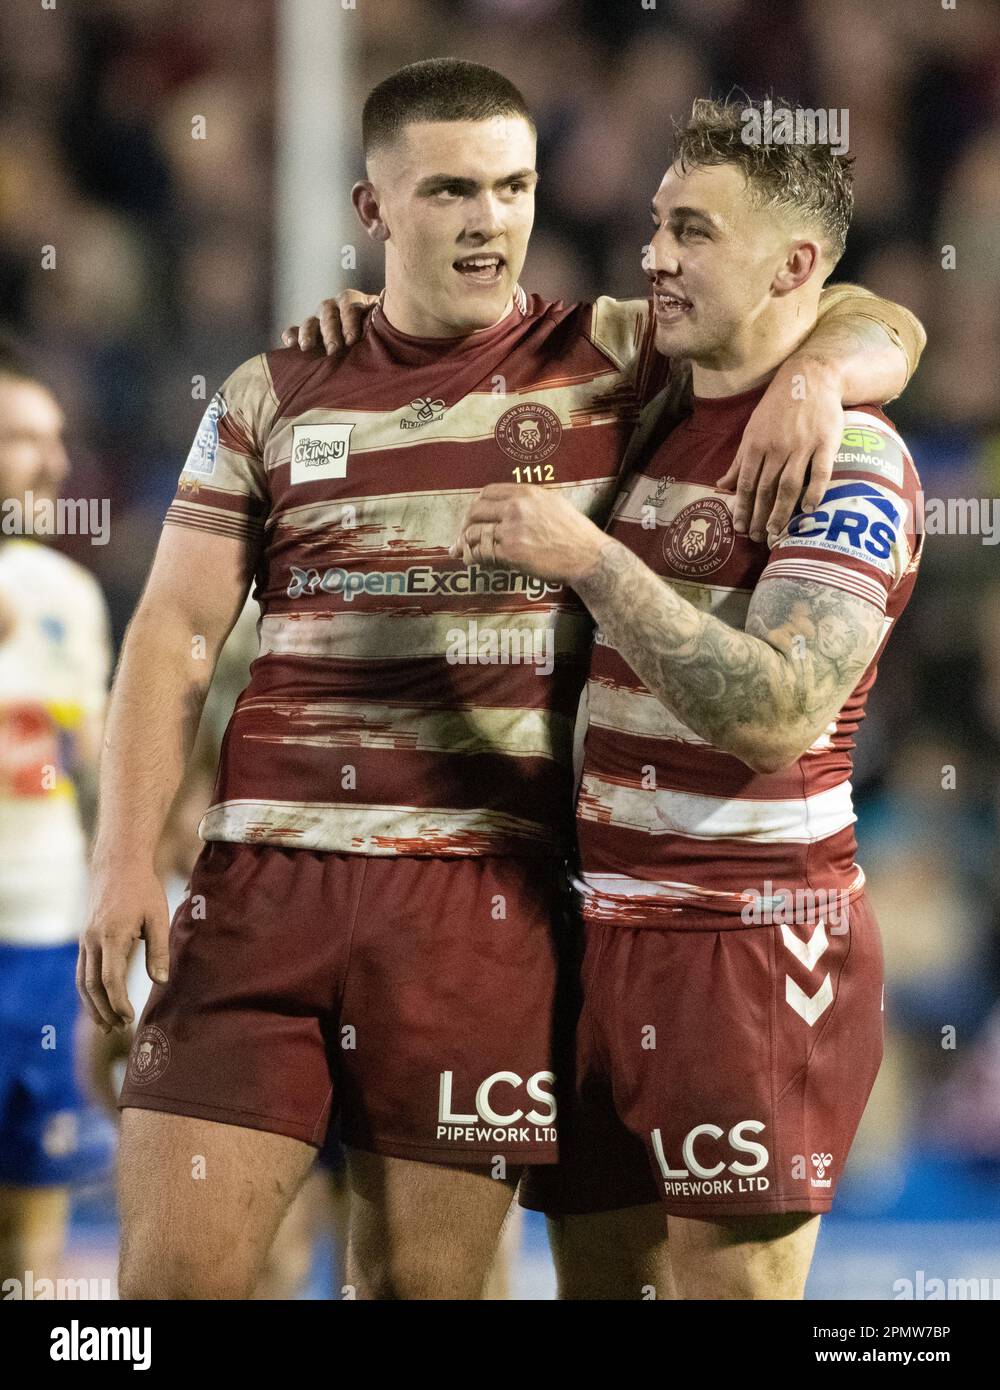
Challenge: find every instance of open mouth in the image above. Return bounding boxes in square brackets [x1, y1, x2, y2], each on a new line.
[654, 289, 693, 322]
[453, 253, 506, 286]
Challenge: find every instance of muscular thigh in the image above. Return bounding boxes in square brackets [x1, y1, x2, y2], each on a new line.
[547, 1203, 673, 1300]
[345, 1149, 519, 1300]
[118, 1109, 315, 1299]
[668, 1211, 821, 1300]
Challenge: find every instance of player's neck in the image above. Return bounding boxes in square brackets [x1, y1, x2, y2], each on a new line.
[691, 299, 820, 399]
[380, 288, 515, 340]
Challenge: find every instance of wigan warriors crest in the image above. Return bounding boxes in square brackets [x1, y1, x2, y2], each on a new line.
[663, 496, 735, 577]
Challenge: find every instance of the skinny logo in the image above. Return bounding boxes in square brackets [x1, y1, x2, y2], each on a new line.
[50, 1320, 151, 1370]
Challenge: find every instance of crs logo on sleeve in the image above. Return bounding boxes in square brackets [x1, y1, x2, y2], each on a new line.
[786, 481, 904, 571]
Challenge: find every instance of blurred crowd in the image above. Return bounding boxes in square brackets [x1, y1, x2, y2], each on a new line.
[1, 0, 999, 1193]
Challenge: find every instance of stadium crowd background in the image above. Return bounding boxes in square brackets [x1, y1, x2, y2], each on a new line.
[1, 0, 998, 1291]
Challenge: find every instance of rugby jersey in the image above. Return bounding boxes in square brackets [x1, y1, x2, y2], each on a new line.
[576, 384, 923, 921]
[165, 290, 667, 856]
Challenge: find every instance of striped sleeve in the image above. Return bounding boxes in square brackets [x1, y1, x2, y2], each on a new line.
[589, 296, 672, 409]
[817, 282, 926, 390]
[761, 409, 921, 614]
[164, 355, 276, 544]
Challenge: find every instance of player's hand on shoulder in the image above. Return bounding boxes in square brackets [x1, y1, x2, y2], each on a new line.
[717, 360, 843, 545]
[78, 863, 170, 1032]
[280, 290, 380, 354]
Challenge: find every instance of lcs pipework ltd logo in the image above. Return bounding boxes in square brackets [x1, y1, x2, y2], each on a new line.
[652, 1120, 771, 1198]
[436, 1070, 557, 1145]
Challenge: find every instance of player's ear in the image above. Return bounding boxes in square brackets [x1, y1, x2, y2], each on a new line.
[352, 181, 390, 242]
[772, 239, 822, 295]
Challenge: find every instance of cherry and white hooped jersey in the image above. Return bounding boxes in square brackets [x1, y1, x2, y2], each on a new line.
[576, 387, 922, 924]
[0, 540, 111, 944]
[164, 292, 669, 858]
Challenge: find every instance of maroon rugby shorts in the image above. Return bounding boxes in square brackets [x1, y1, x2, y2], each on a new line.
[521, 893, 884, 1216]
[120, 843, 570, 1166]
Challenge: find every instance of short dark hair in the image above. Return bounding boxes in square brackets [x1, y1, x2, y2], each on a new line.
[362, 58, 535, 160]
[672, 96, 855, 265]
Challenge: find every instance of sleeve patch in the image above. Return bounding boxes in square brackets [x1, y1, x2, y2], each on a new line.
[183, 392, 228, 477]
[833, 421, 905, 487]
[779, 480, 905, 576]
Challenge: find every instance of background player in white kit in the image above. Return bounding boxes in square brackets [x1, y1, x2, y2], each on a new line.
[0, 343, 112, 1287]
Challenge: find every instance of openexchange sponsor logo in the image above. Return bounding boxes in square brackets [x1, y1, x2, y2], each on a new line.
[446, 620, 555, 677]
[50, 1320, 150, 1370]
[437, 1069, 557, 1145]
[287, 562, 561, 603]
[652, 1120, 770, 1198]
[741, 100, 849, 157]
[1, 491, 110, 545]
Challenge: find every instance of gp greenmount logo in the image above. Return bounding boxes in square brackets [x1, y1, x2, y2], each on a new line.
[286, 563, 562, 602]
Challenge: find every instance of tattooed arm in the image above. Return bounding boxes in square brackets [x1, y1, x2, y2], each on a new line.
[574, 541, 884, 773]
[452, 483, 885, 774]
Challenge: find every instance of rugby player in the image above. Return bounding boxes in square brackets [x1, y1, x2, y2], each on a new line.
[454, 97, 924, 1298]
[79, 61, 921, 1300]
[0, 344, 112, 1286]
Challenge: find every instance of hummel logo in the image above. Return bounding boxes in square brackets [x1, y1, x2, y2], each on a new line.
[400, 397, 445, 431]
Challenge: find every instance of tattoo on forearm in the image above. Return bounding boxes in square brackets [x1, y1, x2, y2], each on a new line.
[576, 541, 883, 763]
